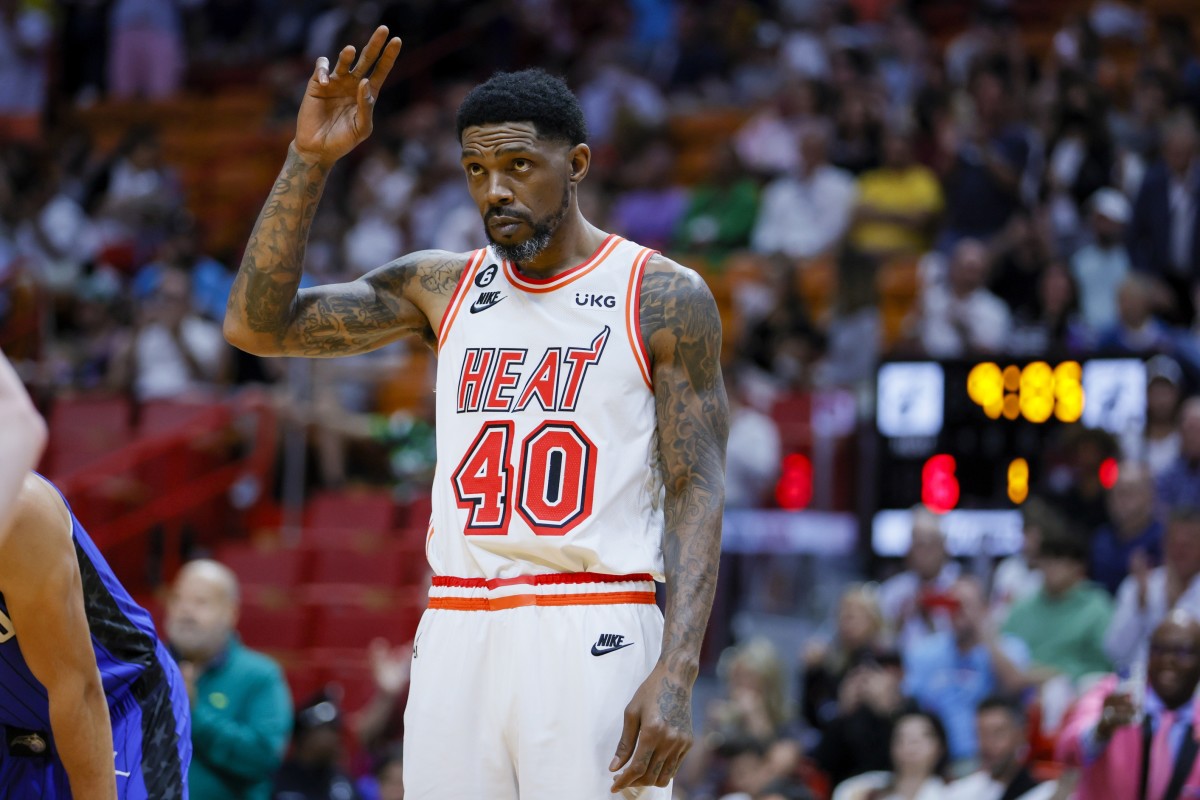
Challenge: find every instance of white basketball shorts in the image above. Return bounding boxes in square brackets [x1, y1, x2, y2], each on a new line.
[402, 572, 671, 799]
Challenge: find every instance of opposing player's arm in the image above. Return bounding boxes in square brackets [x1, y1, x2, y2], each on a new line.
[0, 353, 46, 539]
[611, 257, 728, 791]
[0, 475, 116, 800]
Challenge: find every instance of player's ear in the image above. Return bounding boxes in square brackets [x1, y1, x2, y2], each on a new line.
[567, 143, 590, 184]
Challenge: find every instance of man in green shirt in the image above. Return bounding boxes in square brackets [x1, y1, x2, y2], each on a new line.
[1003, 517, 1114, 684]
[167, 560, 293, 800]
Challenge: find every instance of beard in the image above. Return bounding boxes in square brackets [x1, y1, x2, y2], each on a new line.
[485, 183, 570, 264]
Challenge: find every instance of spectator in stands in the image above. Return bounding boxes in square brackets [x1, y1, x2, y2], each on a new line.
[903, 577, 1029, 767]
[575, 43, 668, 152]
[672, 142, 759, 257]
[110, 267, 229, 401]
[14, 162, 99, 295]
[167, 560, 293, 800]
[811, 648, 915, 790]
[917, 238, 1012, 358]
[98, 125, 184, 238]
[945, 696, 1055, 800]
[1011, 259, 1088, 356]
[133, 216, 234, 323]
[680, 638, 802, 798]
[108, 0, 187, 100]
[1127, 110, 1200, 323]
[1110, 68, 1172, 167]
[1043, 75, 1115, 254]
[734, 79, 821, 177]
[0, 0, 53, 144]
[830, 89, 883, 175]
[724, 369, 782, 509]
[1090, 461, 1164, 595]
[813, 248, 881, 389]
[751, 124, 857, 261]
[607, 135, 689, 252]
[938, 61, 1031, 248]
[1072, 188, 1133, 336]
[831, 710, 949, 800]
[1122, 355, 1185, 479]
[848, 127, 944, 261]
[990, 499, 1047, 626]
[1094, 273, 1176, 356]
[1105, 506, 1200, 672]
[802, 584, 888, 731]
[272, 690, 361, 800]
[879, 507, 960, 651]
[1058, 611, 1200, 798]
[987, 211, 1052, 324]
[1158, 398, 1200, 510]
[1047, 426, 1119, 536]
[1002, 522, 1113, 685]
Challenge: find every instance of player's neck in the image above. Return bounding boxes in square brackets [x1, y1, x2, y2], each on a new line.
[509, 212, 608, 280]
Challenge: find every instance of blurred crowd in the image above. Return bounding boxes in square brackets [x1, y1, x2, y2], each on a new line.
[8, 0, 1200, 798]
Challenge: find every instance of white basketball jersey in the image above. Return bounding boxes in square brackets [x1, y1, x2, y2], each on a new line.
[428, 234, 665, 581]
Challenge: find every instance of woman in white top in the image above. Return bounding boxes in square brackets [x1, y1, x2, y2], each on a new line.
[832, 711, 948, 800]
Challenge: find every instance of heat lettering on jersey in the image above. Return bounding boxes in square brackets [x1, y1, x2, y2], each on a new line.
[456, 326, 610, 414]
[0, 608, 14, 643]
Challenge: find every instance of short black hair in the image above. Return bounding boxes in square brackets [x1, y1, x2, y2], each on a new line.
[456, 68, 587, 146]
[977, 694, 1026, 726]
[1038, 520, 1089, 564]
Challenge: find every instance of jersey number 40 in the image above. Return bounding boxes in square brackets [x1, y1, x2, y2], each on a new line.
[452, 420, 597, 536]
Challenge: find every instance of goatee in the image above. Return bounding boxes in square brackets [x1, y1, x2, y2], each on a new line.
[486, 184, 570, 264]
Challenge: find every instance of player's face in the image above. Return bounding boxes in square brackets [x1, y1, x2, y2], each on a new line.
[460, 122, 584, 263]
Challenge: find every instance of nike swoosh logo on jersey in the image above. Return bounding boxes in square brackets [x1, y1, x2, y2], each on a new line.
[591, 641, 635, 656]
[470, 292, 506, 313]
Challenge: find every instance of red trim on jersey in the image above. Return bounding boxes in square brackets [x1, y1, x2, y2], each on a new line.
[429, 591, 657, 611]
[625, 248, 655, 391]
[432, 572, 655, 589]
[436, 249, 487, 349]
[502, 234, 621, 293]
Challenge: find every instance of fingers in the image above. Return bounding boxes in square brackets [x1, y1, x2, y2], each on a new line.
[314, 56, 330, 85]
[612, 736, 690, 791]
[331, 44, 356, 79]
[369, 36, 404, 93]
[609, 707, 639, 773]
[355, 78, 375, 132]
[351, 25, 390, 76]
[659, 752, 687, 787]
[612, 738, 656, 792]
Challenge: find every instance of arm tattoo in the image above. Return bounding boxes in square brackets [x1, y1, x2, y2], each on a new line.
[229, 146, 329, 338]
[225, 145, 467, 356]
[640, 262, 729, 684]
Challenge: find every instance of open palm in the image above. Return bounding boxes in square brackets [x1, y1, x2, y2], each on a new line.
[295, 25, 403, 166]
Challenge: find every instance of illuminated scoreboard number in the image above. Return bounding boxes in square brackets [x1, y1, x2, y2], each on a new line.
[966, 361, 1083, 423]
[875, 358, 1147, 515]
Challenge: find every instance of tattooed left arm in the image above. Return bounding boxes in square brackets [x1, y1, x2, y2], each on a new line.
[609, 256, 729, 792]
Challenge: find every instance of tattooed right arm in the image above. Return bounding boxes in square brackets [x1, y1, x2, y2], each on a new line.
[223, 144, 467, 357]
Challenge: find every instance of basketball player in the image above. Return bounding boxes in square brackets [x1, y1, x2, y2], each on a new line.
[0, 351, 46, 537]
[0, 473, 192, 798]
[224, 26, 728, 798]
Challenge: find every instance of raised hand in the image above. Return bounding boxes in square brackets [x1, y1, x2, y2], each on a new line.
[295, 25, 403, 167]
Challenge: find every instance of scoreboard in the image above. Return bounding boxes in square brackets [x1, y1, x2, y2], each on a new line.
[873, 357, 1148, 554]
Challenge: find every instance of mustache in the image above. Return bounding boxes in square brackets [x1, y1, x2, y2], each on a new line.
[486, 208, 530, 222]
